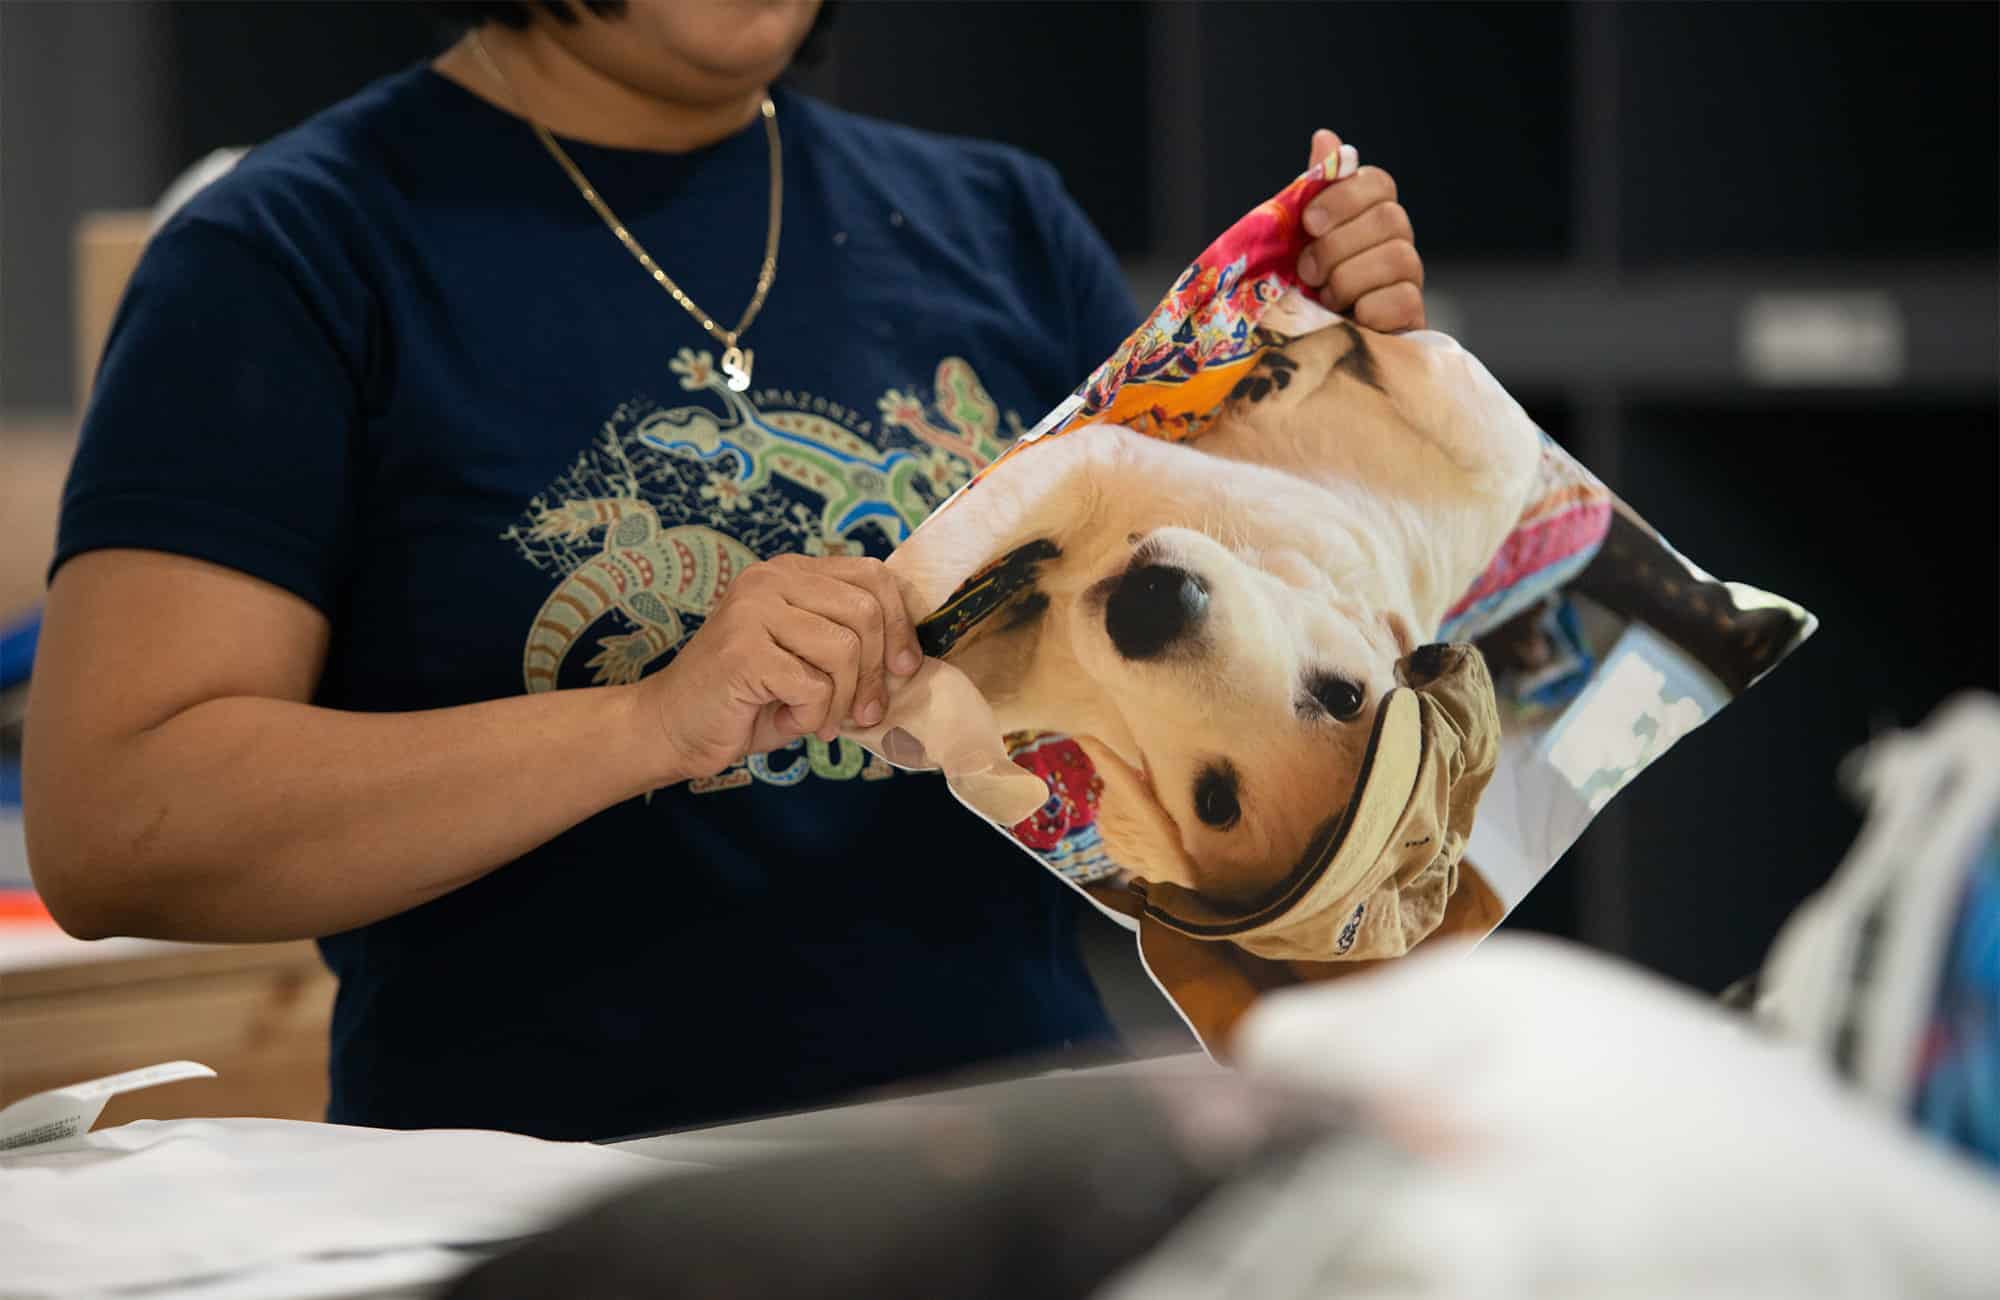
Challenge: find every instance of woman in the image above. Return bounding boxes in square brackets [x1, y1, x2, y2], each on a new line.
[25, 0, 1426, 1140]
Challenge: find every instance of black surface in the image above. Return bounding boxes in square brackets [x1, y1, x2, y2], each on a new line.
[796, 1, 1156, 258]
[1591, 399, 2000, 991]
[1617, 2, 2000, 264]
[164, 1, 443, 164]
[1185, 2, 1576, 258]
[154, 1, 1997, 267]
[444, 1073, 1332, 1300]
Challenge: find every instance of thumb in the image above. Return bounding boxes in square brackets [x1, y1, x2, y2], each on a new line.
[947, 763, 1052, 829]
[1308, 127, 1341, 173]
[840, 659, 1051, 827]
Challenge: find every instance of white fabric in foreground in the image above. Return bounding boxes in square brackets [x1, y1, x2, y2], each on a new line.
[1229, 935, 2000, 1300]
[0, 1117, 688, 1298]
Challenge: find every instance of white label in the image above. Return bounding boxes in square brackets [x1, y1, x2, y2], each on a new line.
[0, 1060, 216, 1152]
[1739, 292, 1905, 387]
[1017, 391, 1085, 445]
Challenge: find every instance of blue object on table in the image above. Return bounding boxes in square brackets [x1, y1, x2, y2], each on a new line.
[1912, 819, 2000, 1168]
[0, 611, 39, 692]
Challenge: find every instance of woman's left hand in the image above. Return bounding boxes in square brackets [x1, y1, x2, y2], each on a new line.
[1296, 129, 1426, 333]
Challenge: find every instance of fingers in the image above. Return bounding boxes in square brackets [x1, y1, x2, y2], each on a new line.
[815, 557, 924, 678]
[1325, 238, 1423, 310]
[760, 632, 838, 730]
[1307, 127, 1359, 181]
[754, 641, 836, 740]
[744, 700, 806, 757]
[766, 606, 866, 740]
[1306, 236, 1425, 331]
[1303, 163, 1397, 240]
[1351, 279, 1428, 333]
[1307, 126, 1341, 172]
[1294, 163, 1425, 330]
[721, 554, 924, 741]
[1301, 199, 1413, 281]
[779, 583, 887, 729]
[776, 556, 920, 728]
[849, 658, 1050, 826]
[950, 762, 1058, 828]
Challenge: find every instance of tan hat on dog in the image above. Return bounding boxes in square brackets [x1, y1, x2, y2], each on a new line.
[1132, 644, 1502, 963]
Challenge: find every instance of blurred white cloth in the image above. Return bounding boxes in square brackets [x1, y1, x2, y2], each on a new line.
[0, 1117, 691, 1298]
[1230, 935, 2000, 1300]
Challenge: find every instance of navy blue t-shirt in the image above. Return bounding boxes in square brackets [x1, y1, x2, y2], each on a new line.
[54, 67, 1141, 1140]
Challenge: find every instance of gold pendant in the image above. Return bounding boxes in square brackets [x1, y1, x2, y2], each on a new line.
[721, 345, 753, 392]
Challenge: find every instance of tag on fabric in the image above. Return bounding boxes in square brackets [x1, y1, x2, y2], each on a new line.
[0, 1060, 216, 1152]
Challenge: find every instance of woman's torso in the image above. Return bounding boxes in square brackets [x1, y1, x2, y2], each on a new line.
[90, 67, 1139, 1138]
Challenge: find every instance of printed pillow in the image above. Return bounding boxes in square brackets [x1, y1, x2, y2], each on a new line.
[845, 154, 1816, 1052]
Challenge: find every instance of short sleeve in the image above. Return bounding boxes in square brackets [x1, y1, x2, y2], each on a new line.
[53, 217, 365, 615]
[1027, 162, 1142, 380]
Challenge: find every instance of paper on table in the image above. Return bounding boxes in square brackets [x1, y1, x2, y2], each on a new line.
[77, 1246, 481, 1300]
[0, 1117, 695, 1298]
[0, 1060, 216, 1152]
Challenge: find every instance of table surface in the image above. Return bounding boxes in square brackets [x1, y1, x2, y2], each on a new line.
[0, 922, 184, 971]
[0, 919, 1217, 1297]
[0, 919, 324, 1003]
[613, 1050, 1220, 1168]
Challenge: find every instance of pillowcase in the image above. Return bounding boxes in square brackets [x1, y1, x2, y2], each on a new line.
[845, 155, 1816, 1052]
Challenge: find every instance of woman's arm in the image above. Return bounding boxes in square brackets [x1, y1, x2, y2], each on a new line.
[25, 549, 669, 942]
[25, 547, 918, 943]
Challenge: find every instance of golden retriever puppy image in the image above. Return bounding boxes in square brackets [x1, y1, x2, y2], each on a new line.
[881, 318, 1540, 911]
[839, 162, 1810, 1002]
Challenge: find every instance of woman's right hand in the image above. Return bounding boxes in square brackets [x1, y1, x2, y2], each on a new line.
[641, 553, 926, 782]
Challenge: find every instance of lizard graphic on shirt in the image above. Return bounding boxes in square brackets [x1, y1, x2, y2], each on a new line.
[519, 497, 759, 692]
[636, 348, 1011, 549]
[508, 349, 1019, 699]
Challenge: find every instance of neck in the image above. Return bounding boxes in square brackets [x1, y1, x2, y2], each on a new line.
[435, 27, 765, 152]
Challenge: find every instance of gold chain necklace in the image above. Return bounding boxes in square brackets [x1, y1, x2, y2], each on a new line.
[471, 32, 781, 392]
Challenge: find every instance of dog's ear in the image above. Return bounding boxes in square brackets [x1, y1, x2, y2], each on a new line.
[841, 659, 1050, 828]
[1074, 735, 1203, 891]
[932, 601, 1039, 707]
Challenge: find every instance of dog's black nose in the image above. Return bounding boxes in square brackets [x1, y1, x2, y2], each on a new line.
[1105, 564, 1209, 660]
[1406, 642, 1453, 683]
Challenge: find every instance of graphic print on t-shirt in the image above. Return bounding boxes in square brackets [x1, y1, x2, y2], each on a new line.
[504, 347, 1023, 791]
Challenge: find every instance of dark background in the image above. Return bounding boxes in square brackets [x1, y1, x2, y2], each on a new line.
[2, 2, 1994, 1031]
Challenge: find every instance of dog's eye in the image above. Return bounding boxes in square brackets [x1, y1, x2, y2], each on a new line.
[1308, 674, 1366, 721]
[1192, 763, 1242, 830]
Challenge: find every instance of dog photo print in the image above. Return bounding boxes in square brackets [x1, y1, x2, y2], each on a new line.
[844, 155, 1816, 1052]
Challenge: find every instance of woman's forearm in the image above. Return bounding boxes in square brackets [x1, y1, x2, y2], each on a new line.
[32, 684, 678, 943]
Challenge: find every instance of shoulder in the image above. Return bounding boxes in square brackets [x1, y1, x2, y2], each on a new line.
[153, 66, 439, 260]
[782, 91, 1076, 222]
[126, 68, 450, 377]
[784, 91, 1054, 183]
[781, 92, 1136, 369]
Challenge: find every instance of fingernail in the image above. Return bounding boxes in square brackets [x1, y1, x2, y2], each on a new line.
[882, 726, 930, 768]
[894, 650, 921, 675]
[857, 698, 883, 727]
[1303, 207, 1329, 237]
[1297, 250, 1319, 283]
[1338, 143, 1359, 179]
